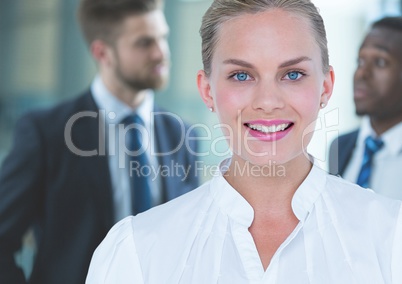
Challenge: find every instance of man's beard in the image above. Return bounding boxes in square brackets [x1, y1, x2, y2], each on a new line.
[115, 62, 169, 92]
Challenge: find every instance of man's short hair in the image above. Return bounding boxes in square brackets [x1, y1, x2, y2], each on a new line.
[78, 0, 163, 46]
[372, 16, 402, 33]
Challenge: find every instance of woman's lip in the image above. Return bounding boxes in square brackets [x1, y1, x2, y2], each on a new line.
[244, 120, 294, 142]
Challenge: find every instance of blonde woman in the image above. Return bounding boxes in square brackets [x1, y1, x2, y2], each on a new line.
[86, 0, 402, 283]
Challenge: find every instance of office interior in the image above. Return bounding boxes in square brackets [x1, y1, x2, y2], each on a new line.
[0, 0, 401, 278]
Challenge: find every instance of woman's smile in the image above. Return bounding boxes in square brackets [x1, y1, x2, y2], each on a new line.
[245, 119, 294, 141]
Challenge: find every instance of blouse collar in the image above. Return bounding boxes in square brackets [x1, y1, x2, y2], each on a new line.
[291, 163, 327, 222]
[209, 158, 327, 227]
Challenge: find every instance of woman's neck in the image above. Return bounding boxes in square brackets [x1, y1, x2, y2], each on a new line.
[224, 154, 312, 211]
[224, 155, 310, 271]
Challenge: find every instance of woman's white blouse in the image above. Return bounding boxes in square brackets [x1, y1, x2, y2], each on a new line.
[86, 164, 402, 284]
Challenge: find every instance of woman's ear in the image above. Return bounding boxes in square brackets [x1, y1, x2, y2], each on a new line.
[320, 65, 335, 106]
[197, 70, 215, 111]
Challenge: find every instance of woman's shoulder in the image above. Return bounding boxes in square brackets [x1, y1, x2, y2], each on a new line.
[323, 173, 402, 225]
[95, 180, 213, 249]
[326, 174, 401, 205]
[86, 216, 144, 283]
[123, 179, 219, 252]
[87, 180, 216, 282]
[324, 174, 402, 255]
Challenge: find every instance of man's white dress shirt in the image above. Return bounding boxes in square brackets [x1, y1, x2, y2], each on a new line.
[343, 116, 402, 200]
[86, 158, 402, 284]
[91, 76, 162, 221]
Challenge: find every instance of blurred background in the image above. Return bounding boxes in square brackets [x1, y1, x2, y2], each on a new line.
[0, 0, 401, 278]
[0, 0, 401, 167]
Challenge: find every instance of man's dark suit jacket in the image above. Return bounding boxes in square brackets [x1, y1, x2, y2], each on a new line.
[0, 91, 200, 284]
[328, 130, 359, 176]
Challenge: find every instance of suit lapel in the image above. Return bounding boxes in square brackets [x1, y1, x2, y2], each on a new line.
[338, 130, 359, 176]
[153, 107, 183, 202]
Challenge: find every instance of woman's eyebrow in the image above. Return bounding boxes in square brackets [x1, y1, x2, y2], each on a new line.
[278, 56, 312, 68]
[223, 59, 255, 69]
[223, 56, 312, 69]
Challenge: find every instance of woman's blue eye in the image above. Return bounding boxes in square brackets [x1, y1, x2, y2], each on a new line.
[286, 71, 302, 80]
[234, 72, 249, 81]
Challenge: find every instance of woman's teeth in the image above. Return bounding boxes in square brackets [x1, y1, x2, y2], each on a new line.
[247, 123, 290, 133]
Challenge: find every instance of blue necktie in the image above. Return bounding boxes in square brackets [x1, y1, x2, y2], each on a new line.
[123, 114, 152, 215]
[356, 136, 384, 188]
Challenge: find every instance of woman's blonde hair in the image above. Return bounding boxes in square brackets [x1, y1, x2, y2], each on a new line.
[200, 0, 329, 76]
